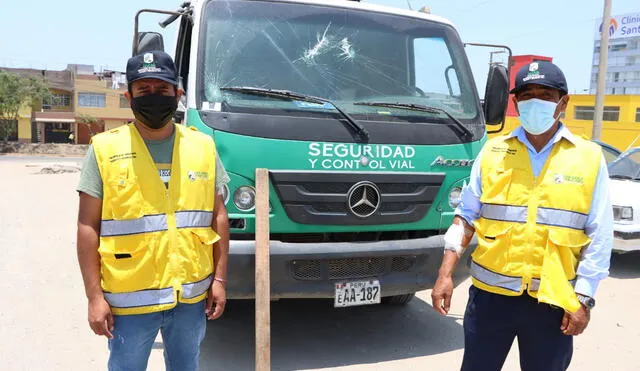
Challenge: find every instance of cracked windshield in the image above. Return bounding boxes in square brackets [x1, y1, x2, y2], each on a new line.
[202, 0, 479, 122]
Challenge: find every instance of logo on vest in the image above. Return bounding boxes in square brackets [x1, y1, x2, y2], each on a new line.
[109, 152, 137, 163]
[554, 173, 584, 185]
[553, 174, 564, 184]
[187, 171, 209, 182]
[490, 147, 517, 155]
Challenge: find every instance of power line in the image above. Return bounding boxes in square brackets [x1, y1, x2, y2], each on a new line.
[456, 0, 493, 16]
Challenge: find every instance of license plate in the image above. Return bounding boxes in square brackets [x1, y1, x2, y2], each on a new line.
[334, 279, 381, 307]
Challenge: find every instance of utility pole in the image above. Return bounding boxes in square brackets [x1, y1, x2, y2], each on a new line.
[593, 0, 612, 141]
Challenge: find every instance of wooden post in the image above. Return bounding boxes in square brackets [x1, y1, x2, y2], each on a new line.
[255, 168, 270, 371]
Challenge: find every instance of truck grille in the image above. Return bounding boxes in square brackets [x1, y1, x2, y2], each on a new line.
[290, 256, 416, 281]
[269, 171, 445, 225]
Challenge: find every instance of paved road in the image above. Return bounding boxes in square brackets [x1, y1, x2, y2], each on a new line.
[1, 158, 639, 371]
[0, 154, 84, 163]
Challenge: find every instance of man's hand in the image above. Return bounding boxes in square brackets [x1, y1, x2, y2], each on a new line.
[431, 275, 454, 315]
[205, 280, 226, 320]
[560, 305, 590, 336]
[88, 296, 114, 339]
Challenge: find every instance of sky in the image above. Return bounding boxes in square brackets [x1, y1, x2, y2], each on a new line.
[0, 0, 637, 95]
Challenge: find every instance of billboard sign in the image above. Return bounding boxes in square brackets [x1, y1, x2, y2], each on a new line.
[596, 12, 640, 40]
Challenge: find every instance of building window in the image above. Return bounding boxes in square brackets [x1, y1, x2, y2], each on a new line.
[636, 108, 640, 123]
[43, 93, 71, 108]
[603, 106, 620, 121]
[574, 106, 620, 121]
[119, 95, 130, 108]
[574, 106, 595, 120]
[611, 43, 627, 52]
[78, 93, 106, 107]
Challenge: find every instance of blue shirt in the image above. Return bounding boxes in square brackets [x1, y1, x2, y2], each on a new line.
[455, 124, 613, 298]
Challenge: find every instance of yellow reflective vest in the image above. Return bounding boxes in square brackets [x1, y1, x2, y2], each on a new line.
[92, 123, 220, 315]
[472, 133, 601, 313]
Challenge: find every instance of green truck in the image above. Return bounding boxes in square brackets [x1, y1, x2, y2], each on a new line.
[132, 0, 509, 307]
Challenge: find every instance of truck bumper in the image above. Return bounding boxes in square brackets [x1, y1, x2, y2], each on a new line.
[225, 234, 476, 299]
[613, 231, 640, 253]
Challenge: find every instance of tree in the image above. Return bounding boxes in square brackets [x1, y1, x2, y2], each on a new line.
[0, 70, 51, 142]
[77, 113, 101, 138]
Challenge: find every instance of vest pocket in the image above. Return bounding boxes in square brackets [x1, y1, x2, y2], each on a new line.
[98, 240, 158, 293]
[473, 224, 513, 270]
[546, 229, 591, 277]
[185, 229, 217, 280]
[105, 178, 145, 220]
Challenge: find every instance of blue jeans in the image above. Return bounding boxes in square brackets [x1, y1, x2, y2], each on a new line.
[108, 300, 206, 371]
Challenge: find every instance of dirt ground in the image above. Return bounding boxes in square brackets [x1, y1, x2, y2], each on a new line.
[1, 156, 639, 371]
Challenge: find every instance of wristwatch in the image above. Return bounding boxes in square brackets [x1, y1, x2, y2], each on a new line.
[576, 294, 596, 310]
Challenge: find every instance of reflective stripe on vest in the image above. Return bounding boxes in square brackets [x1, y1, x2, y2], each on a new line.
[471, 261, 522, 292]
[100, 211, 213, 237]
[104, 275, 212, 308]
[472, 261, 577, 293]
[182, 275, 213, 299]
[537, 208, 588, 230]
[529, 277, 576, 292]
[100, 214, 168, 237]
[481, 204, 587, 230]
[175, 211, 213, 229]
[481, 204, 527, 223]
[104, 287, 174, 309]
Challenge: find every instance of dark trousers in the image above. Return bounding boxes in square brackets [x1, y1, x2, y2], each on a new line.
[461, 286, 573, 371]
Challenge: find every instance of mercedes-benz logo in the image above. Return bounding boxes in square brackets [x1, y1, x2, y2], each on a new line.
[347, 181, 381, 218]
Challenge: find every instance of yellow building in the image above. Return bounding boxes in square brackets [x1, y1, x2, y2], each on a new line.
[73, 71, 133, 144]
[15, 104, 31, 143]
[1, 68, 76, 143]
[492, 94, 640, 152]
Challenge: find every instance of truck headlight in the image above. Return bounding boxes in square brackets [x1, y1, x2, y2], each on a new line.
[614, 205, 633, 221]
[234, 186, 256, 211]
[448, 187, 462, 209]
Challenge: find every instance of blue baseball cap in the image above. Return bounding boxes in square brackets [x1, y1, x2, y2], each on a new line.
[510, 61, 568, 95]
[126, 50, 178, 87]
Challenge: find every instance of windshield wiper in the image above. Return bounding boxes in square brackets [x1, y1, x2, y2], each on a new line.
[219, 86, 369, 142]
[610, 174, 634, 180]
[353, 101, 472, 139]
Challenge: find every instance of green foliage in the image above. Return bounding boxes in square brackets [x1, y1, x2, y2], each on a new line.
[77, 113, 101, 138]
[0, 70, 51, 141]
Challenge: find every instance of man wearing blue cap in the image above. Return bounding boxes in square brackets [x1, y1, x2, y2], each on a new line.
[431, 61, 613, 370]
[75, 50, 230, 370]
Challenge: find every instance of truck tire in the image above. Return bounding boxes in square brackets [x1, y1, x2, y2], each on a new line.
[381, 293, 415, 305]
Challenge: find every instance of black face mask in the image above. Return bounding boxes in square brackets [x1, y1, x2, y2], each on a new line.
[131, 93, 178, 130]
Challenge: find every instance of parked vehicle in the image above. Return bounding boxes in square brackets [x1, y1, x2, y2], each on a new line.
[608, 147, 640, 253]
[592, 139, 621, 165]
[131, 0, 511, 307]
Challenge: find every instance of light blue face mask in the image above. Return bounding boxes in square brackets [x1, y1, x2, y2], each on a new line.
[517, 98, 562, 135]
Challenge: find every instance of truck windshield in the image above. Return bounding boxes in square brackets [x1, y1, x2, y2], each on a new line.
[609, 148, 640, 181]
[201, 0, 480, 123]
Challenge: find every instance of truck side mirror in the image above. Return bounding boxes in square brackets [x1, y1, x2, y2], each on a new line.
[483, 64, 509, 125]
[133, 32, 165, 56]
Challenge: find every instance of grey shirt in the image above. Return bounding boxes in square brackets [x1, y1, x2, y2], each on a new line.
[76, 127, 230, 199]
